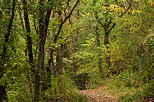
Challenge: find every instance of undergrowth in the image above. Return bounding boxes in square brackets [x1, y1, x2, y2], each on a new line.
[87, 72, 105, 89]
[46, 75, 88, 102]
[105, 71, 154, 102]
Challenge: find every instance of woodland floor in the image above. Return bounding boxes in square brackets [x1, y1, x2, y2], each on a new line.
[79, 86, 117, 102]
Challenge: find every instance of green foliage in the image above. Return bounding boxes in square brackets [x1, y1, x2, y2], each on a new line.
[115, 71, 143, 87]
[0, 0, 153, 101]
[88, 72, 104, 89]
[45, 75, 88, 102]
[106, 70, 154, 102]
[119, 83, 154, 102]
[51, 75, 76, 95]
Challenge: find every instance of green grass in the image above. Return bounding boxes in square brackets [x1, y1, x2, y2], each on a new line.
[101, 73, 154, 102]
[48, 93, 88, 102]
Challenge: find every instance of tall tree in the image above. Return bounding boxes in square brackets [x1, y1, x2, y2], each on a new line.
[93, 0, 132, 72]
[22, 0, 34, 100]
[48, 0, 80, 76]
[23, 0, 34, 72]
[34, 0, 52, 101]
[0, 0, 16, 101]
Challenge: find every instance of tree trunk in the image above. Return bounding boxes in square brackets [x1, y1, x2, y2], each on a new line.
[0, 0, 16, 101]
[0, 85, 7, 102]
[52, 0, 80, 76]
[55, 44, 64, 75]
[22, 0, 34, 100]
[95, 25, 103, 73]
[72, 9, 80, 75]
[72, 35, 77, 75]
[104, 31, 111, 69]
[34, 0, 52, 101]
[23, 0, 34, 69]
[103, 21, 115, 70]
[48, 48, 56, 76]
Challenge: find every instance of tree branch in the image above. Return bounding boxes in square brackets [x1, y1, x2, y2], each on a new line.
[2, 0, 16, 58]
[119, 0, 133, 18]
[107, 23, 116, 34]
[54, 0, 80, 43]
[44, 0, 53, 38]
[94, 12, 105, 28]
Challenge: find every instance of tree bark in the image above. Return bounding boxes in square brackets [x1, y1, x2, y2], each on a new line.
[22, 0, 34, 101]
[104, 31, 111, 69]
[51, 0, 80, 76]
[34, 0, 52, 101]
[23, 0, 34, 70]
[95, 25, 103, 73]
[55, 44, 64, 75]
[0, 0, 16, 101]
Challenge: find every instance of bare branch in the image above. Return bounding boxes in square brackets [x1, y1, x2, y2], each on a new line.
[119, 0, 133, 18]
[54, 0, 80, 43]
[107, 23, 116, 34]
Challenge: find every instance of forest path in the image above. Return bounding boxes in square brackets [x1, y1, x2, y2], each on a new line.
[79, 86, 117, 102]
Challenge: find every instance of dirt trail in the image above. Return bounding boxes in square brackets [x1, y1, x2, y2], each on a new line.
[79, 86, 117, 102]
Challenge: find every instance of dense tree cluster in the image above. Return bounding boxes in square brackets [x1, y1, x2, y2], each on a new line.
[0, 0, 153, 102]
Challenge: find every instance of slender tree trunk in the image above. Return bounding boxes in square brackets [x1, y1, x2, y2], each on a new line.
[72, 9, 80, 75]
[46, 49, 54, 81]
[48, 48, 56, 77]
[55, 44, 64, 75]
[33, 17, 39, 57]
[49, 0, 80, 77]
[47, 11, 56, 77]
[18, 5, 25, 31]
[95, 25, 103, 73]
[34, 0, 52, 101]
[22, 0, 34, 101]
[72, 35, 77, 75]
[23, 0, 34, 70]
[0, 0, 16, 101]
[104, 31, 111, 69]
